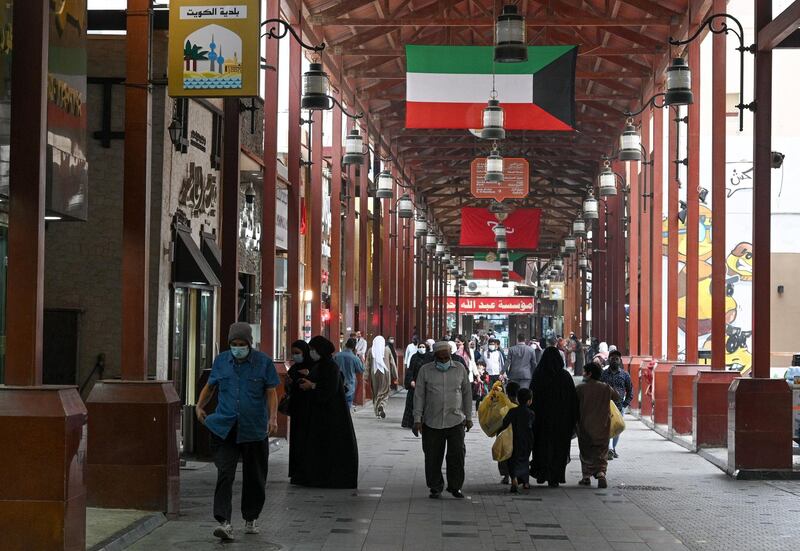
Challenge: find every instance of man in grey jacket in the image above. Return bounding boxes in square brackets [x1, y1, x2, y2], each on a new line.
[505, 333, 538, 389]
[413, 341, 473, 499]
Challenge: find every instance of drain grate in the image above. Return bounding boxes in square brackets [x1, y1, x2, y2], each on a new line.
[617, 485, 673, 491]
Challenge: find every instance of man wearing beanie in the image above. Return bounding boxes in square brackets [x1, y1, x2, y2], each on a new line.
[413, 340, 473, 499]
[196, 322, 280, 541]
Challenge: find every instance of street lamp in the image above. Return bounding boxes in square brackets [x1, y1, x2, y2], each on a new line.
[494, 4, 527, 63]
[376, 169, 393, 199]
[618, 119, 641, 161]
[578, 255, 589, 270]
[663, 57, 693, 107]
[598, 159, 623, 197]
[302, 63, 363, 119]
[168, 117, 183, 148]
[480, 97, 505, 140]
[342, 128, 365, 166]
[396, 194, 414, 218]
[583, 192, 599, 220]
[564, 235, 577, 252]
[573, 216, 586, 236]
[415, 218, 428, 237]
[425, 234, 437, 251]
[485, 143, 504, 183]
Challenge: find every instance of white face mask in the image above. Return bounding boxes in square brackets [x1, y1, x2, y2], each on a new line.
[418, 347, 427, 354]
[488, 345, 497, 351]
[309, 349, 321, 362]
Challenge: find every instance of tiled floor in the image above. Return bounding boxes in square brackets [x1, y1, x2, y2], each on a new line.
[128, 392, 800, 550]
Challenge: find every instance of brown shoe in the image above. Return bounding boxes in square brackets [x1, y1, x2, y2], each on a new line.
[597, 477, 608, 489]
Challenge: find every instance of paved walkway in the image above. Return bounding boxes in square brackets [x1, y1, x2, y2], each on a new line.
[129, 392, 800, 551]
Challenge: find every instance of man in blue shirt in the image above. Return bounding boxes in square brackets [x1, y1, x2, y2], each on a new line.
[334, 337, 365, 410]
[196, 322, 280, 541]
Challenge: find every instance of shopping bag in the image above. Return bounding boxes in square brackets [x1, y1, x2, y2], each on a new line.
[609, 400, 626, 438]
[478, 380, 517, 437]
[492, 425, 514, 462]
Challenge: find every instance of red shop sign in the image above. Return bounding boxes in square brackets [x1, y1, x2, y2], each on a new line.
[446, 297, 535, 314]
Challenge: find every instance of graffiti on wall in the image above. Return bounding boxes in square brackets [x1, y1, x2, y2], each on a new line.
[178, 161, 218, 218]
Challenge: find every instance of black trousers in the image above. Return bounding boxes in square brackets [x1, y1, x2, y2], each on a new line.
[211, 425, 269, 523]
[421, 423, 465, 493]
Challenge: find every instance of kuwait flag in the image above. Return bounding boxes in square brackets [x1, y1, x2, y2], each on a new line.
[473, 252, 527, 282]
[406, 45, 577, 131]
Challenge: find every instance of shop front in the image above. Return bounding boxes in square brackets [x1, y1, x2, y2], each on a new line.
[448, 296, 536, 347]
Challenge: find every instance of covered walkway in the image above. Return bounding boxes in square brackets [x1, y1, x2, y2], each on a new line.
[128, 392, 800, 551]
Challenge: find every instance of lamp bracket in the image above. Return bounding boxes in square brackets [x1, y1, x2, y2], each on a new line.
[300, 159, 313, 167]
[261, 19, 325, 51]
[299, 117, 314, 125]
[328, 95, 364, 120]
[624, 92, 667, 117]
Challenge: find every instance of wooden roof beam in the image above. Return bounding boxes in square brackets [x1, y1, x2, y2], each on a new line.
[308, 16, 672, 27]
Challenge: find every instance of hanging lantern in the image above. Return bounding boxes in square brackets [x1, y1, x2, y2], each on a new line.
[499, 251, 509, 263]
[485, 144, 504, 183]
[578, 255, 589, 269]
[497, 239, 508, 255]
[397, 194, 414, 218]
[502, 281, 509, 288]
[494, 4, 527, 63]
[425, 234, 437, 250]
[573, 216, 586, 236]
[552, 257, 563, 270]
[376, 169, 393, 199]
[564, 235, 577, 252]
[442, 251, 451, 265]
[480, 98, 505, 140]
[435, 241, 445, 256]
[560, 245, 569, 258]
[599, 162, 618, 197]
[342, 128, 365, 166]
[415, 218, 428, 237]
[664, 57, 693, 106]
[493, 223, 507, 241]
[618, 119, 642, 162]
[301, 62, 332, 110]
[583, 193, 599, 220]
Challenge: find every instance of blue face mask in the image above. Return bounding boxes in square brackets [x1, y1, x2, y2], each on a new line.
[230, 345, 250, 360]
[292, 353, 304, 364]
[435, 361, 451, 372]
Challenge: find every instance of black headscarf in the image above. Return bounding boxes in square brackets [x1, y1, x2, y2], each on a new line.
[309, 335, 336, 360]
[291, 339, 311, 363]
[536, 346, 565, 375]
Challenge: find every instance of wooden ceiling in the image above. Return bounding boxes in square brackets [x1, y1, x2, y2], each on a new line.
[298, 0, 698, 252]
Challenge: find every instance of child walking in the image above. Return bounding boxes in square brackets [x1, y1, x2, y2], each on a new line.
[472, 359, 491, 412]
[499, 388, 535, 493]
[498, 381, 520, 485]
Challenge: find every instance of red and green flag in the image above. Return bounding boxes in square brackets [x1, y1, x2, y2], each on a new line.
[405, 45, 576, 131]
[472, 252, 527, 282]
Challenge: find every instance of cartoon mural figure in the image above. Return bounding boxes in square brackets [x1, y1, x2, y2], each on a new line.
[662, 205, 752, 373]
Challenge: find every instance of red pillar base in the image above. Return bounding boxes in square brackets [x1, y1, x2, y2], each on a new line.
[354, 372, 365, 406]
[652, 360, 676, 425]
[628, 356, 651, 410]
[0, 386, 87, 551]
[728, 378, 793, 474]
[668, 364, 701, 437]
[86, 381, 180, 514]
[693, 370, 740, 449]
[638, 359, 654, 418]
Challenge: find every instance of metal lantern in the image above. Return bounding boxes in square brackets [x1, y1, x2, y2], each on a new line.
[376, 170, 393, 199]
[493, 223, 507, 241]
[564, 235, 577, 252]
[301, 62, 331, 110]
[573, 216, 586, 236]
[415, 218, 428, 237]
[494, 4, 527, 63]
[599, 163, 617, 197]
[497, 239, 508, 255]
[397, 194, 414, 218]
[168, 117, 183, 147]
[560, 245, 568, 258]
[618, 120, 642, 162]
[485, 150, 504, 183]
[502, 281, 509, 288]
[583, 193, 599, 220]
[425, 234, 437, 250]
[342, 128, 365, 165]
[578, 255, 589, 269]
[480, 99, 505, 140]
[552, 257, 563, 270]
[665, 57, 693, 106]
[435, 241, 445, 256]
[443, 252, 452, 267]
[499, 251, 509, 263]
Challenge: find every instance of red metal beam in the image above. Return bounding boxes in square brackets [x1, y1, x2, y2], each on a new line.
[651, 105, 664, 359]
[757, 0, 800, 51]
[628, 147, 640, 356]
[5, 0, 48, 385]
[343, 116, 357, 334]
[220, 99, 240, 349]
[358, 126, 370, 333]
[685, 40, 701, 364]
[286, 21, 302, 342]
[641, 112, 652, 355]
[666, 106, 679, 360]
[310, 109, 323, 336]
[330, 93, 343, 346]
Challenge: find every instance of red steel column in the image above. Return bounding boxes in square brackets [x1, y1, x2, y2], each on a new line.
[596, 200, 607, 336]
[640, 112, 652, 355]
[261, 0, 280, 353]
[381, 180, 392, 336]
[685, 40, 701, 363]
[711, 0, 728, 370]
[358, 127, 369, 332]
[329, 95, 343, 345]
[286, 20, 302, 342]
[651, 104, 664, 359]
[628, 147, 640, 356]
[666, 109, 680, 360]
[371, 196, 382, 337]
[219, 99, 240, 347]
[309, 109, 323, 336]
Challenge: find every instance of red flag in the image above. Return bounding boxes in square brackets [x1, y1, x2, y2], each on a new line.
[459, 207, 541, 249]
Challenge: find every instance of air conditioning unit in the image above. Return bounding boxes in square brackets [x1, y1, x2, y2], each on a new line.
[467, 281, 479, 293]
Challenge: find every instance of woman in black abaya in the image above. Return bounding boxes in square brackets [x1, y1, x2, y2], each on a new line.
[293, 336, 359, 488]
[287, 340, 313, 482]
[530, 346, 578, 487]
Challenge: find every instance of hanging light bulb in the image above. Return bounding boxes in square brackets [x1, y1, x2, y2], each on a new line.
[415, 218, 428, 237]
[480, 97, 505, 140]
[494, 4, 527, 63]
[425, 234, 437, 250]
[583, 192, 599, 220]
[618, 119, 642, 162]
[301, 62, 332, 110]
[664, 57, 693, 106]
[493, 223, 507, 242]
[573, 216, 586, 236]
[598, 161, 618, 197]
[396, 194, 414, 218]
[485, 143, 504, 183]
[342, 128, 365, 166]
[564, 235, 577, 252]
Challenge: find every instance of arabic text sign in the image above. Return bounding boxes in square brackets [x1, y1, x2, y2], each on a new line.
[470, 158, 530, 201]
[169, 0, 260, 97]
[446, 297, 535, 315]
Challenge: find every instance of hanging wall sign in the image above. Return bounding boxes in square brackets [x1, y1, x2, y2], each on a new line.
[168, 0, 260, 97]
[446, 297, 535, 315]
[470, 158, 529, 201]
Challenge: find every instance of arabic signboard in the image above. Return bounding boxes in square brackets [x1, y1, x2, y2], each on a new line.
[168, 1, 260, 97]
[446, 297, 535, 315]
[470, 158, 530, 201]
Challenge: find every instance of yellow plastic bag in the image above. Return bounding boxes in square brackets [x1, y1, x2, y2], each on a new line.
[609, 400, 626, 438]
[492, 425, 514, 462]
[478, 381, 516, 437]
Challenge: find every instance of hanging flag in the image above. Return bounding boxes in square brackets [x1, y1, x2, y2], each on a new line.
[406, 45, 576, 131]
[459, 207, 542, 249]
[472, 252, 527, 282]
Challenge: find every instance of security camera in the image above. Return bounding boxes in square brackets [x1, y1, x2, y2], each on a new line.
[771, 151, 785, 169]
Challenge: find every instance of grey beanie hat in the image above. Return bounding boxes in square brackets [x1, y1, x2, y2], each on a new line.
[228, 322, 253, 346]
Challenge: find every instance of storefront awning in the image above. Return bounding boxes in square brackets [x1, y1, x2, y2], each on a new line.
[174, 228, 220, 287]
[201, 232, 243, 290]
